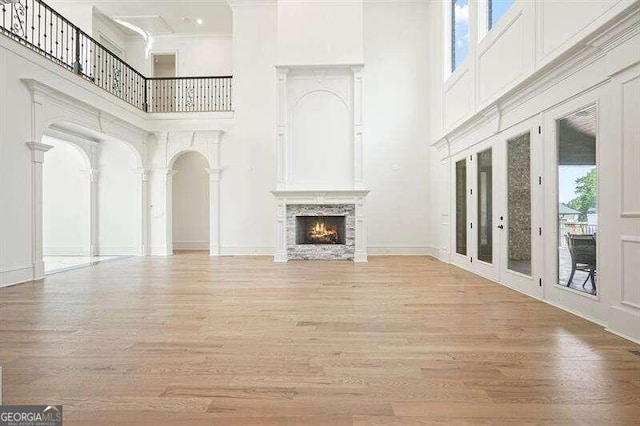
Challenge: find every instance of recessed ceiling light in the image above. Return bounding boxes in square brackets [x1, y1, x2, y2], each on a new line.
[196, 18, 204, 25]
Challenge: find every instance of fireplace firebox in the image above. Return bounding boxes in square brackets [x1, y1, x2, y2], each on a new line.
[296, 216, 346, 245]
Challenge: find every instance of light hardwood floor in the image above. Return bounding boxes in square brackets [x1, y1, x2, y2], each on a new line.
[1, 253, 639, 425]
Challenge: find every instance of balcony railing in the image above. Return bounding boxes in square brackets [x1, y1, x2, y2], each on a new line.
[1, 0, 232, 113]
[147, 77, 232, 113]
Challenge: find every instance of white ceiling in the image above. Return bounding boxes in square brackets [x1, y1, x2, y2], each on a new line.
[48, 0, 233, 36]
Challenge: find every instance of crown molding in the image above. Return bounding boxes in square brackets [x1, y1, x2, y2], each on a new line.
[434, 5, 640, 150]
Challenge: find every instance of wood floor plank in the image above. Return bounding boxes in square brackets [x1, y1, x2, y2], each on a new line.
[1, 253, 639, 424]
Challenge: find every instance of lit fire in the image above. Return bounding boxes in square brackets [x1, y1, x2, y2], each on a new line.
[308, 220, 339, 244]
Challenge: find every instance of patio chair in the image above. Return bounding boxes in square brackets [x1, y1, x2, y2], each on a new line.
[566, 233, 597, 293]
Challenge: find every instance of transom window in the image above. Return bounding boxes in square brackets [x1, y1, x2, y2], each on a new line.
[452, 0, 470, 72]
[489, 0, 516, 30]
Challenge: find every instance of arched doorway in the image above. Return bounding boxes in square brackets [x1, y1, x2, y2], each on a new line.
[171, 151, 210, 253]
[42, 136, 91, 274]
[97, 138, 143, 257]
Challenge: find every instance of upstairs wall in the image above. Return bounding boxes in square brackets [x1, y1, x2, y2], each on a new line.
[277, 0, 363, 65]
[428, 0, 640, 343]
[432, 0, 637, 137]
[126, 36, 233, 77]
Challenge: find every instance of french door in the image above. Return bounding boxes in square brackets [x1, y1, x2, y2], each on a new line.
[457, 117, 543, 298]
[494, 118, 543, 299]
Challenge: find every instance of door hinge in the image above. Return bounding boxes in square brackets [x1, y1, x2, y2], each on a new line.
[538, 126, 542, 134]
[470, 222, 473, 229]
[539, 278, 543, 287]
[470, 257, 473, 263]
[538, 176, 542, 185]
[470, 155, 473, 161]
[539, 227, 542, 236]
[470, 189, 473, 195]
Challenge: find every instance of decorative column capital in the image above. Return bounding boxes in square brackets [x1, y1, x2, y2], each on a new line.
[206, 168, 223, 182]
[134, 168, 150, 182]
[276, 66, 290, 78]
[26, 142, 53, 163]
[351, 64, 364, 76]
[82, 169, 100, 182]
[153, 168, 178, 182]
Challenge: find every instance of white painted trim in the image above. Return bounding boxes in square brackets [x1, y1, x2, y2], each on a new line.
[148, 246, 173, 256]
[173, 241, 210, 251]
[43, 247, 89, 256]
[368, 246, 437, 256]
[149, 49, 179, 78]
[219, 246, 275, 256]
[0, 266, 35, 289]
[605, 328, 640, 346]
[447, 257, 609, 329]
[96, 246, 141, 256]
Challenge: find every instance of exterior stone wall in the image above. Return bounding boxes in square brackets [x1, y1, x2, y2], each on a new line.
[287, 204, 355, 260]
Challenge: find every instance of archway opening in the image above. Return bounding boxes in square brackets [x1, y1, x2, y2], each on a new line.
[171, 151, 210, 254]
[42, 136, 92, 274]
[97, 138, 143, 257]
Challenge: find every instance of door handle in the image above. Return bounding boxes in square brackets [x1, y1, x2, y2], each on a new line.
[497, 225, 504, 230]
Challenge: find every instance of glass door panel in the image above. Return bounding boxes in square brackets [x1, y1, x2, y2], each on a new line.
[477, 149, 493, 264]
[455, 159, 468, 256]
[557, 106, 597, 295]
[507, 133, 532, 276]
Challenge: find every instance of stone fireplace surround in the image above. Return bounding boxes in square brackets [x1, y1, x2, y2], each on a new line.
[271, 65, 368, 262]
[272, 190, 369, 262]
[288, 204, 355, 260]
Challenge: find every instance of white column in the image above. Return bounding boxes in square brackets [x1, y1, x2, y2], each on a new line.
[135, 169, 149, 256]
[164, 169, 178, 256]
[276, 67, 289, 190]
[352, 65, 365, 190]
[207, 168, 222, 256]
[274, 198, 288, 262]
[83, 169, 100, 257]
[354, 195, 368, 262]
[27, 142, 53, 279]
[203, 130, 224, 256]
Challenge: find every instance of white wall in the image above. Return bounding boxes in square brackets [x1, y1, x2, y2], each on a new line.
[218, 3, 278, 255]
[93, 9, 129, 59]
[126, 36, 233, 77]
[46, 3, 94, 35]
[430, 1, 640, 343]
[277, 1, 363, 66]
[172, 152, 210, 250]
[285, 68, 355, 190]
[437, 0, 636, 136]
[42, 138, 91, 256]
[363, 2, 431, 254]
[97, 140, 141, 255]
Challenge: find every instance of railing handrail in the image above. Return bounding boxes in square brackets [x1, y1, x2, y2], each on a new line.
[147, 75, 234, 81]
[1, 0, 232, 112]
[35, 0, 147, 80]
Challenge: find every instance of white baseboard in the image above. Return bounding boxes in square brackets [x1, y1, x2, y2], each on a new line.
[0, 264, 34, 288]
[96, 246, 140, 256]
[43, 246, 89, 256]
[436, 254, 640, 343]
[148, 246, 171, 256]
[367, 246, 437, 256]
[219, 246, 274, 256]
[606, 305, 640, 344]
[173, 241, 209, 251]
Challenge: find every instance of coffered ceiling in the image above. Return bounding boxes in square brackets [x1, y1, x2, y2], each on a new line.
[48, 0, 233, 36]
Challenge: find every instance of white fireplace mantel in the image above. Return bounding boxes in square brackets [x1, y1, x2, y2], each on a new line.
[272, 190, 369, 263]
[271, 189, 369, 204]
[272, 64, 368, 263]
